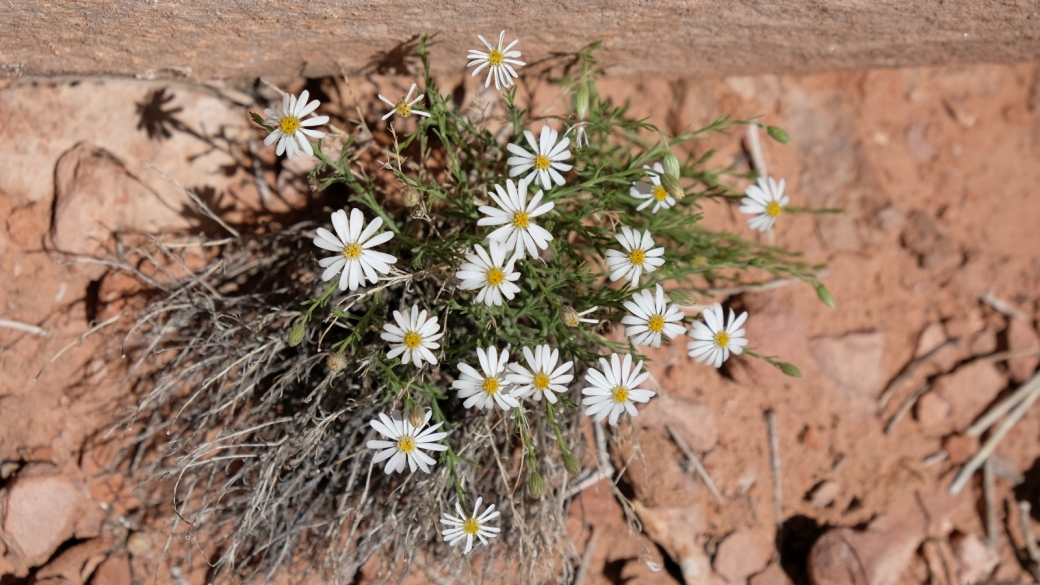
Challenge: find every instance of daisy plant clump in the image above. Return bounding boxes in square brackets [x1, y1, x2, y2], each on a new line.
[122, 35, 829, 584]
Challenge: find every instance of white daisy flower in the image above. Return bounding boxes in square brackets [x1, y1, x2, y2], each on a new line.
[467, 30, 525, 90]
[313, 208, 398, 291]
[604, 227, 665, 287]
[366, 410, 448, 475]
[262, 90, 329, 160]
[581, 353, 656, 426]
[452, 346, 520, 411]
[739, 176, 789, 232]
[380, 304, 443, 367]
[506, 126, 573, 191]
[687, 303, 749, 368]
[562, 306, 599, 327]
[630, 162, 676, 214]
[506, 345, 574, 404]
[441, 497, 501, 554]
[478, 179, 554, 259]
[621, 284, 686, 348]
[455, 240, 522, 307]
[378, 83, 431, 121]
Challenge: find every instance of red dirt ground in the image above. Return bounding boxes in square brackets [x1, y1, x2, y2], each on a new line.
[2, 62, 1040, 584]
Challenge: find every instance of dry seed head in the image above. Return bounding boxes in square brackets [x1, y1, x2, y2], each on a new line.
[403, 186, 422, 208]
[326, 352, 348, 372]
[407, 405, 426, 428]
[660, 173, 685, 201]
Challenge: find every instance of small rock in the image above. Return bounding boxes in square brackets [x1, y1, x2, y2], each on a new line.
[1006, 319, 1040, 383]
[900, 211, 960, 273]
[933, 362, 1007, 430]
[750, 562, 793, 585]
[126, 531, 153, 557]
[915, 323, 947, 357]
[944, 310, 985, 341]
[0, 463, 95, 577]
[637, 396, 717, 452]
[942, 434, 979, 465]
[970, 330, 998, 356]
[33, 538, 109, 585]
[916, 392, 953, 437]
[875, 205, 905, 233]
[952, 533, 998, 585]
[714, 529, 774, 582]
[905, 123, 936, 162]
[809, 332, 886, 416]
[89, 554, 132, 585]
[808, 480, 842, 508]
[0, 461, 19, 480]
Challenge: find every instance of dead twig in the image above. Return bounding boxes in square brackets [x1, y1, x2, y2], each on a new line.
[984, 459, 998, 551]
[703, 270, 830, 299]
[143, 161, 240, 238]
[33, 313, 123, 381]
[878, 337, 960, 409]
[981, 291, 1030, 322]
[746, 123, 768, 179]
[950, 373, 1040, 495]
[884, 383, 931, 435]
[572, 529, 598, 585]
[666, 425, 723, 504]
[0, 318, 50, 337]
[967, 373, 1040, 437]
[766, 410, 783, 534]
[1019, 500, 1040, 580]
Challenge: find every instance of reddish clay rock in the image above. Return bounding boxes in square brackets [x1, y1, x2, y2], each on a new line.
[33, 538, 109, 585]
[0, 463, 96, 577]
[637, 395, 718, 452]
[932, 361, 1007, 430]
[89, 554, 132, 585]
[915, 323, 947, 357]
[750, 562, 794, 585]
[1006, 319, 1040, 383]
[633, 501, 722, 585]
[916, 392, 953, 436]
[951, 533, 998, 585]
[809, 332, 886, 416]
[942, 434, 979, 465]
[713, 529, 775, 583]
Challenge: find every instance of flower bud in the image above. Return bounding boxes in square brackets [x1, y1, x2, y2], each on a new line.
[778, 362, 803, 377]
[668, 290, 699, 306]
[407, 405, 426, 428]
[528, 471, 545, 498]
[575, 84, 590, 121]
[660, 172, 685, 201]
[287, 322, 306, 347]
[814, 282, 835, 309]
[326, 352, 348, 372]
[562, 452, 582, 476]
[767, 125, 792, 144]
[662, 146, 681, 179]
[561, 306, 580, 328]
[403, 186, 422, 208]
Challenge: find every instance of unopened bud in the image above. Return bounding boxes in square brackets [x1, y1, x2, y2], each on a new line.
[326, 352, 348, 372]
[668, 290, 699, 306]
[660, 173, 685, 201]
[575, 84, 589, 121]
[562, 452, 582, 476]
[778, 362, 803, 377]
[662, 143, 681, 179]
[403, 186, 422, 208]
[287, 322, 306, 347]
[814, 282, 835, 309]
[528, 471, 544, 498]
[407, 405, 426, 428]
[766, 125, 792, 144]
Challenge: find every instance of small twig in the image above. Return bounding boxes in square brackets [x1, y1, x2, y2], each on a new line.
[923, 450, 949, 467]
[950, 374, 1040, 494]
[766, 410, 783, 533]
[666, 425, 723, 504]
[34, 313, 123, 381]
[0, 318, 50, 337]
[573, 529, 598, 585]
[878, 337, 960, 408]
[990, 455, 1025, 483]
[746, 123, 768, 179]
[143, 161, 240, 238]
[980, 291, 1030, 322]
[972, 347, 1040, 364]
[247, 137, 273, 206]
[704, 270, 830, 299]
[884, 382, 931, 435]
[594, 419, 615, 475]
[1019, 501, 1040, 579]
[967, 373, 1040, 437]
[984, 459, 998, 551]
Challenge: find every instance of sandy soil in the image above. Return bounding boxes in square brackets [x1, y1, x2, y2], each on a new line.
[2, 61, 1040, 584]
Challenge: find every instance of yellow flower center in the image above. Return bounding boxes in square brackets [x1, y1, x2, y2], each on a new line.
[533, 372, 551, 390]
[403, 331, 422, 350]
[482, 377, 500, 395]
[279, 116, 301, 135]
[714, 331, 730, 348]
[766, 201, 782, 217]
[396, 436, 416, 454]
[486, 267, 505, 287]
[394, 102, 412, 117]
[653, 185, 669, 202]
[512, 210, 530, 229]
[463, 517, 480, 535]
[534, 155, 551, 170]
[627, 249, 646, 266]
[343, 243, 363, 259]
[648, 315, 665, 333]
[611, 386, 629, 404]
[488, 50, 504, 67]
